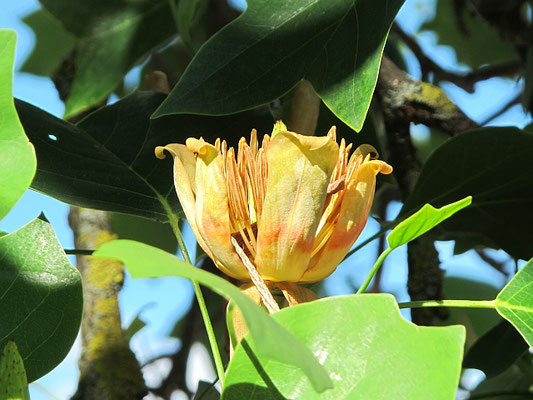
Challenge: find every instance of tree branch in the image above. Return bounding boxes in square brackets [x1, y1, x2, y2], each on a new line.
[378, 56, 479, 135]
[392, 23, 521, 94]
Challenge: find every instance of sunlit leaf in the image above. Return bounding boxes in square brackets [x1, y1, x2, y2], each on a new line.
[495, 258, 533, 347]
[94, 240, 333, 392]
[0, 218, 83, 382]
[153, 0, 403, 132]
[388, 196, 472, 250]
[0, 341, 29, 400]
[0, 30, 36, 220]
[224, 294, 465, 400]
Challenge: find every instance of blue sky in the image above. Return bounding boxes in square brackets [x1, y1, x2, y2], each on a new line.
[1, 0, 529, 398]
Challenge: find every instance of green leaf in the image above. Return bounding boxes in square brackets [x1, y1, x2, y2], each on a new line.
[177, 0, 208, 52]
[93, 240, 333, 392]
[153, 0, 404, 132]
[464, 320, 529, 378]
[17, 91, 273, 221]
[0, 218, 83, 382]
[495, 258, 533, 347]
[39, 0, 176, 118]
[388, 196, 472, 250]
[20, 10, 76, 77]
[111, 213, 178, 254]
[436, 277, 501, 349]
[0, 342, 30, 400]
[0, 30, 36, 221]
[124, 315, 147, 341]
[194, 381, 220, 400]
[401, 127, 533, 260]
[470, 362, 533, 399]
[419, 0, 518, 69]
[223, 294, 465, 400]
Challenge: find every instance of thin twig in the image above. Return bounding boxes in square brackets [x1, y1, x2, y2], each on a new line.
[231, 237, 280, 313]
[480, 92, 522, 125]
[474, 248, 508, 275]
[393, 23, 521, 93]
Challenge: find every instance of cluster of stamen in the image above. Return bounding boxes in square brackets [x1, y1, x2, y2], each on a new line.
[216, 130, 270, 260]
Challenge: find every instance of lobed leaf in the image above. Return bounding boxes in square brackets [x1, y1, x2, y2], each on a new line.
[224, 294, 465, 399]
[0, 342, 29, 400]
[20, 10, 75, 77]
[94, 240, 333, 392]
[153, 0, 403, 132]
[401, 127, 533, 260]
[39, 0, 176, 117]
[495, 258, 533, 347]
[17, 91, 273, 221]
[388, 196, 472, 250]
[0, 218, 83, 382]
[0, 30, 36, 220]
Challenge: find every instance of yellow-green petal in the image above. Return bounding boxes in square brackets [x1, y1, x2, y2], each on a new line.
[155, 144, 212, 256]
[300, 160, 392, 282]
[193, 146, 249, 280]
[255, 131, 339, 282]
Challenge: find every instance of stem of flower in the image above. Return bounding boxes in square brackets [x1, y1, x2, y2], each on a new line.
[168, 216, 226, 387]
[356, 247, 393, 294]
[398, 299, 496, 310]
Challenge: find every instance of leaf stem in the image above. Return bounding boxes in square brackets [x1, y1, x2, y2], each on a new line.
[357, 247, 393, 294]
[64, 249, 94, 255]
[344, 222, 393, 260]
[167, 0, 180, 34]
[168, 214, 226, 387]
[398, 299, 496, 310]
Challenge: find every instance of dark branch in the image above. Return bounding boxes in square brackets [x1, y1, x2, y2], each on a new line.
[392, 23, 521, 94]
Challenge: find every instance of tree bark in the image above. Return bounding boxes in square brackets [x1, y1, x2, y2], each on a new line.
[69, 207, 146, 400]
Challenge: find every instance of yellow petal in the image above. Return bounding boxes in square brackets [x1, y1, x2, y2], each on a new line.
[155, 144, 213, 257]
[300, 159, 392, 283]
[273, 282, 318, 306]
[255, 130, 339, 282]
[228, 283, 262, 357]
[191, 140, 249, 280]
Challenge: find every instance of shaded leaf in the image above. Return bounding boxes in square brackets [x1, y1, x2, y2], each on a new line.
[153, 0, 403, 132]
[20, 10, 75, 77]
[224, 294, 465, 400]
[470, 362, 533, 399]
[419, 0, 518, 69]
[124, 316, 147, 341]
[39, 0, 176, 117]
[0, 341, 29, 400]
[495, 257, 533, 347]
[464, 320, 528, 378]
[435, 277, 501, 349]
[111, 213, 178, 254]
[401, 127, 533, 260]
[17, 94, 179, 221]
[388, 196, 471, 250]
[177, 0, 208, 52]
[0, 30, 36, 220]
[194, 381, 220, 400]
[0, 218, 83, 382]
[17, 91, 273, 221]
[94, 239, 333, 392]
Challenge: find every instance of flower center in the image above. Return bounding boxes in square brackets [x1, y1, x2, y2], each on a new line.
[218, 127, 378, 264]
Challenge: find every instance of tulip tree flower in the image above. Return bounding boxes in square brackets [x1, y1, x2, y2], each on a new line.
[155, 122, 392, 303]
